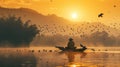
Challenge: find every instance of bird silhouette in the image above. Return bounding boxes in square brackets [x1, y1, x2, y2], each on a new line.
[113, 5, 116, 8]
[98, 13, 104, 18]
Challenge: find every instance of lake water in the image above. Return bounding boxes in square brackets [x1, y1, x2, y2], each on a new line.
[0, 47, 120, 67]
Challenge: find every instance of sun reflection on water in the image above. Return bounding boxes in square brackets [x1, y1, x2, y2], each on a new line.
[62, 62, 100, 67]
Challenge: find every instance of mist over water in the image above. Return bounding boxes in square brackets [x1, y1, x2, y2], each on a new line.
[0, 47, 120, 67]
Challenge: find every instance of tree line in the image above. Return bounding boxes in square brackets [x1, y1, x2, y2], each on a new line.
[0, 16, 39, 47]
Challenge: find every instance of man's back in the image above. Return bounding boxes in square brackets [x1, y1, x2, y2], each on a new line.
[67, 41, 75, 49]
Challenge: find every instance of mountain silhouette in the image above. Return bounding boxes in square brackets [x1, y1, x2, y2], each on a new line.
[0, 7, 70, 25]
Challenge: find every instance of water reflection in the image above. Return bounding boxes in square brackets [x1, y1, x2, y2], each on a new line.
[63, 51, 87, 62]
[57, 50, 120, 67]
[0, 49, 37, 67]
[0, 48, 120, 67]
[59, 51, 88, 67]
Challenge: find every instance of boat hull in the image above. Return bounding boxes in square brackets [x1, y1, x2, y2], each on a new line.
[55, 46, 87, 52]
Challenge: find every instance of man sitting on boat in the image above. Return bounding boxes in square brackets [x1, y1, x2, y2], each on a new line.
[55, 38, 87, 52]
[66, 38, 76, 50]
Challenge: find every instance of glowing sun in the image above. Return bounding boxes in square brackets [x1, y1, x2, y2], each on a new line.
[71, 13, 78, 19]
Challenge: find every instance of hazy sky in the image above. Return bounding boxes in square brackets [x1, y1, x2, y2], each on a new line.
[0, 0, 120, 24]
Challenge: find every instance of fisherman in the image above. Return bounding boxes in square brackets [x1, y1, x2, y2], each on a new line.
[66, 38, 76, 50]
[55, 38, 87, 52]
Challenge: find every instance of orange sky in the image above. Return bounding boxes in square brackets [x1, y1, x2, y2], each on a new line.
[0, 0, 120, 24]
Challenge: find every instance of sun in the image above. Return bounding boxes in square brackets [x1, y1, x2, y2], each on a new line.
[68, 12, 80, 22]
[71, 13, 78, 19]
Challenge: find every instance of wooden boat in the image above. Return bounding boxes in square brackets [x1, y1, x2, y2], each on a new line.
[55, 44, 87, 52]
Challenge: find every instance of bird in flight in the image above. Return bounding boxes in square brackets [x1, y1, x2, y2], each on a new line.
[98, 13, 104, 18]
[113, 5, 116, 8]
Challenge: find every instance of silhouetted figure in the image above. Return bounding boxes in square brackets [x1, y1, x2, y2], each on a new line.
[98, 13, 104, 18]
[55, 38, 87, 52]
[66, 38, 76, 50]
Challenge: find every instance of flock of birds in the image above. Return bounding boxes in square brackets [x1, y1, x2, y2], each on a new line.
[37, 22, 120, 38]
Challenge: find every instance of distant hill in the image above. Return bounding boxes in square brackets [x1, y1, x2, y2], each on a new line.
[0, 7, 71, 25]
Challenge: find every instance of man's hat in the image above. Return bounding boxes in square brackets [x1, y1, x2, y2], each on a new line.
[69, 38, 73, 40]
